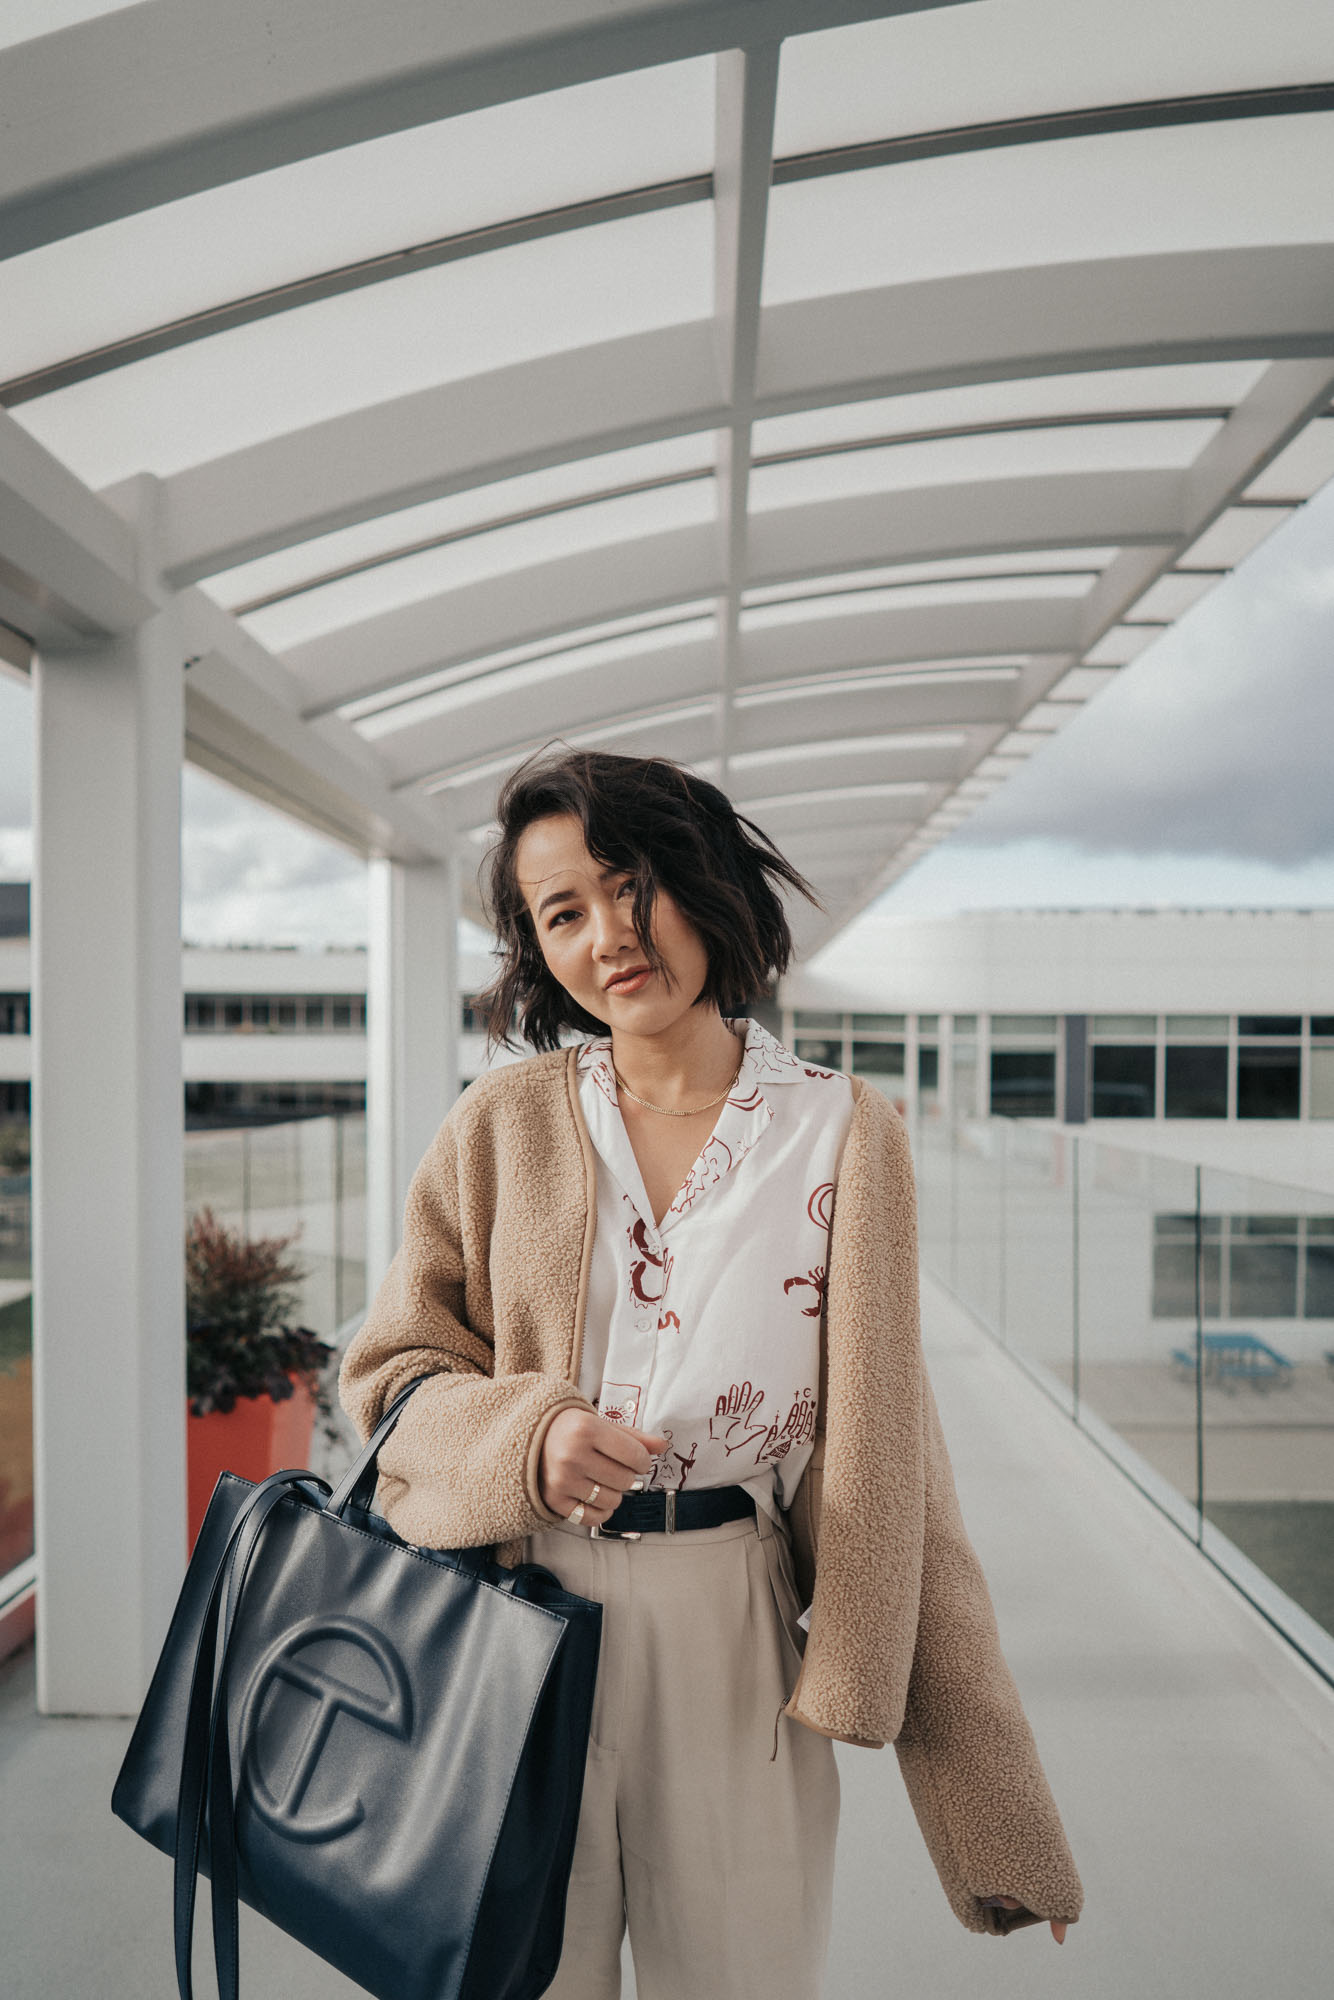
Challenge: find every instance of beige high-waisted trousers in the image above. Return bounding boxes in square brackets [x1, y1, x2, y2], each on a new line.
[519, 1495, 841, 2000]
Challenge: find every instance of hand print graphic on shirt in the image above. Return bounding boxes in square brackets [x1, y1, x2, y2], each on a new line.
[754, 1385, 818, 1464]
[709, 1379, 770, 1456]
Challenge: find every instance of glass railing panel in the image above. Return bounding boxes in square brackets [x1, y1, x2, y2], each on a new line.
[999, 1121, 1078, 1412]
[0, 1142, 32, 1588]
[1195, 1162, 1334, 1649]
[1073, 1135, 1201, 1525]
[183, 1113, 366, 1336]
[952, 1116, 1005, 1334]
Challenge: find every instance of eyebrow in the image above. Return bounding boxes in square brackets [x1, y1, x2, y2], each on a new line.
[535, 864, 626, 920]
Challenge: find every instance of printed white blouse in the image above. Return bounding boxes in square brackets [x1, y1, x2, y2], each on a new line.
[574, 1014, 855, 1620]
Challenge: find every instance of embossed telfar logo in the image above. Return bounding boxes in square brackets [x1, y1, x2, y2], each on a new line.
[239, 1616, 412, 1842]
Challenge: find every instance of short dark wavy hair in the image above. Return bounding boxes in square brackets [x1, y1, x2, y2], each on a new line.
[472, 743, 826, 1058]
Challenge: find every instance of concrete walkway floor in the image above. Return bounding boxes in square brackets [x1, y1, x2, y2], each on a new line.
[2, 1269, 1332, 1997]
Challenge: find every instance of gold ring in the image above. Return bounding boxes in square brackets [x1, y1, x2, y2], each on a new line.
[568, 1501, 586, 1524]
[586, 1483, 601, 1504]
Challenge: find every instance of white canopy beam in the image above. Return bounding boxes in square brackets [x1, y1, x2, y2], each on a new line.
[366, 854, 462, 1295]
[284, 472, 1174, 719]
[0, 409, 154, 644]
[149, 244, 1334, 586]
[31, 584, 186, 1714]
[177, 586, 461, 870]
[0, 0, 960, 258]
[712, 39, 780, 789]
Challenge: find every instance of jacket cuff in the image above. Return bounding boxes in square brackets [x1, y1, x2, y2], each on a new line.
[524, 1393, 600, 1525]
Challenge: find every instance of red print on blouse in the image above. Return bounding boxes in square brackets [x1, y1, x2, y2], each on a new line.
[754, 1385, 818, 1464]
[627, 1211, 668, 1307]
[783, 1266, 828, 1317]
[650, 1429, 698, 1492]
[709, 1379, 770, 1456]
[599, 1382, 642, 1426]
[807, 1181, 836, 1230]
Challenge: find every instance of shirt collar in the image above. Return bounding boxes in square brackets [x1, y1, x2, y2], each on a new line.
[575, 1013, 807, 1105]
[574, 1015, 807, 1237]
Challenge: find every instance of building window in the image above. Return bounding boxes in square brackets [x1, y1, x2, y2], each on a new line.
[794, 1009, 842, 1031]
[850, 1011, 905, 1031]
[1306, 1221, 1334, 1315]
[795, 1037, 842, 1068]
[1152, 1213, 1333, 1318]
[1236, 1042, 1300, 1119]
[0, 993, 30, 1035]
[1151, 1214, 1222, 1317]
[1164, 1046, 1228, 1118]
[918, 1045, 939, 1093]
[1237, 1015, 1301, 1036]
[990, 1014, 1057, 1035]
[1228, 1217, 1299, 1317]
[1091, 1045, 1156, 1117]
[989, 1049, 1056, 1118]
[1091, 1014, 1156, 1036]
[185, 1079, 366, 1126]
[303, 998, 327, 1031]
[851, 1040, 904, 1079]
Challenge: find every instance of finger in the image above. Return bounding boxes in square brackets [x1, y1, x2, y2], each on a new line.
[593, 1427, 669, 1475]
[575, 1444, 655, 1494]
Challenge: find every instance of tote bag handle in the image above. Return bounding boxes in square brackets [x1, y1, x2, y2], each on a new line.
[176, 1374, 432, 2000]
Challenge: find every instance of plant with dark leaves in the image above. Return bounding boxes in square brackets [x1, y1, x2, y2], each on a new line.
[185, 1207, 337, 1440]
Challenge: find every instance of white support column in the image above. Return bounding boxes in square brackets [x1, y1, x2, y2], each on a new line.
[366, 854, 461, 1296]
[32, 600, 186, 1714]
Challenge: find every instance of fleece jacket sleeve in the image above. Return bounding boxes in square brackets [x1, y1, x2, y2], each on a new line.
[336, 1104, 598, 1552]
[892, 1354, 1086, 1936]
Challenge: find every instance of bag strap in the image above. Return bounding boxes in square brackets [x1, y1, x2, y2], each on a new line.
[173, 1376, 444, 1996]
[172, 1469, 329, 2000]
[324, 1372, 435, 1520]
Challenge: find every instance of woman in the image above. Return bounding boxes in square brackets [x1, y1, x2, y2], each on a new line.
[338, 745, 1083, 1999]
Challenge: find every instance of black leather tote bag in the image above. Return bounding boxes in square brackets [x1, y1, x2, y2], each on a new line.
[111, 1374, 603, 2000]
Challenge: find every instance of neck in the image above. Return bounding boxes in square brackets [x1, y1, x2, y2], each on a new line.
[609, 1009, 744, 1112]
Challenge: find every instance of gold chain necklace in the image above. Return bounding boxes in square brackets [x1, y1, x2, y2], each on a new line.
[611, 1031, 745, 1117]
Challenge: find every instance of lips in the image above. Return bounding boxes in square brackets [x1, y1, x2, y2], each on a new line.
[605, 966, 651, 992]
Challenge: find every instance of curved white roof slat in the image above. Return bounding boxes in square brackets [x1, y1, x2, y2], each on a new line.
[772, 3, 1334, 154]
[0, 0, 954, 256]
[5, 2, 1334, 939]
[274, 473, 1151, 720]
[366, 610, 1052, 793]
[758, 247, 1334, 410]
[284, 524, 725, 717]
[133, 246, 1332, 591]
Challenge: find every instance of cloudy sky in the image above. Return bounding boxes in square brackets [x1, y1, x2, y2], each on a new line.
[1, 472, 1332, 952]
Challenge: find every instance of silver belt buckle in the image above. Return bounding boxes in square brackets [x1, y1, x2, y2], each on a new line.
[590, 1521, 642, 1540]
[665, 1489, 677, 1534]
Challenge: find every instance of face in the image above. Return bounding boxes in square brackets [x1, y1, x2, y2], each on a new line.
[515, 812, 711, 1028]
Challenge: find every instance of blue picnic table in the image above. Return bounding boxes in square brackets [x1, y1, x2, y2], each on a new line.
[1171, 1331, 1294, 1389]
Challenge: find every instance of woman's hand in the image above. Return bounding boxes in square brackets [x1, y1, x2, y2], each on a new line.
[538, 1407, 670, 1525]
[981, 1893, 1067, 1942]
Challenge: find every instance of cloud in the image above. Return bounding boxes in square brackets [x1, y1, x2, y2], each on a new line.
[182, 766, 368, 947]
[954, 478, 1334, 866]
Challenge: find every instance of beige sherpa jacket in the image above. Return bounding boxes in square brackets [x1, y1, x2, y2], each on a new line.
[338, 1044, 1085, 1938]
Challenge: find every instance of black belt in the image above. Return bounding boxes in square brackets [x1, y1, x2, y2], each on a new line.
[590, 1482, 757, 1538]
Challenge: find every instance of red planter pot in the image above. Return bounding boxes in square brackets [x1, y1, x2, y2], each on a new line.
[187, 1375, 317, 1553]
